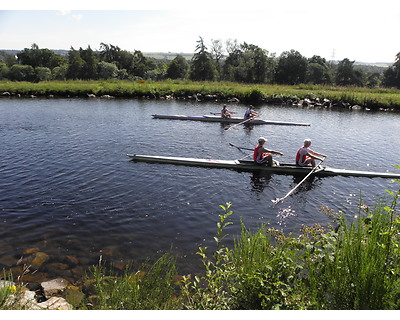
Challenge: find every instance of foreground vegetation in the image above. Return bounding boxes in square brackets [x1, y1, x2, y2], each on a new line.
[2, 177, 400, 310]
[1, 80, 400, 110]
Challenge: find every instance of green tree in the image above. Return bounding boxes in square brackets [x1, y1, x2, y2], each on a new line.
[117, 69, 129, 80]
[8, 64, 35, 81]
[335, 58, 365, 86]
[0, 63, 9, 80]
[383, 52, 400, 88]
[275, 50, 308, 84]
[79, 46, 99, 80]
[99, 43, 134, 73]
[306, 55, 334, 84]
[52, 64, 68, 80]
[189, 37, 216, 81]
[98, 61, 119, 79]
[66, 47, 85, 79]
[17, 43, 65, 69]
[166, 55, 189, 79]
[35, 67, 52, 82]
[0, 51, 17, 67]
[366, 72, 382, 88]
[210, 39, 224, 80]
[222, 42, 272, 83]
[132, 50, 154, 79]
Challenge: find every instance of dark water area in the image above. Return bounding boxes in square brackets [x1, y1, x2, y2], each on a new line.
[1, 98, 400, 282]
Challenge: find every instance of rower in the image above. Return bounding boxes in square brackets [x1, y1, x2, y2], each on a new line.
[221, 104, 236, 118]
[254, 137, 284, 166]
[244, 105, 260, 120]
[296, 139, 327, 167]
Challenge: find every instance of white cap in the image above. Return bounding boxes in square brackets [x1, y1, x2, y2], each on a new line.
[258, 137, 267, 143]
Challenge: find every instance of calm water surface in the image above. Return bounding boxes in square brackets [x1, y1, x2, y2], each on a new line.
[1, 98, 399, 278]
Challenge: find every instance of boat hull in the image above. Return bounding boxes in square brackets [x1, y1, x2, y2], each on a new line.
[152, 114, 310, 126]
[127, 154, 400, 179]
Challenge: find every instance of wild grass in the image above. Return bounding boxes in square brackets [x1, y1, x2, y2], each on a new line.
[0, 271, 29, 310]
[1, 80, 399, 109]
[83, 254, 180, 310]
[181, 183, 400, 310]
[2, 179, 400, 309]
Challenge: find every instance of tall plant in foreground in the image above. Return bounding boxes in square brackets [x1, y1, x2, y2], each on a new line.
[303, 179, 400, 309]
[181, 202, 308, 309]
[182, 178, 400, 310]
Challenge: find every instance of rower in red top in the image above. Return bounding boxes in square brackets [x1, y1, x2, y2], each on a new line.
[296, 139, 327, 167]
[254, 137, 284, 166]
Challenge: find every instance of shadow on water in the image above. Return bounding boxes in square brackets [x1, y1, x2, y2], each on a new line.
[250, 171, 273, 193]
[250, 170, 322, 195]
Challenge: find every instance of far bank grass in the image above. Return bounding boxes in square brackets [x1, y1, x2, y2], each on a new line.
[1, 80, 400, 109]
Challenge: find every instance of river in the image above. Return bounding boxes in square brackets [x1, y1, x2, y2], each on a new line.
[1, 97, 399, 280]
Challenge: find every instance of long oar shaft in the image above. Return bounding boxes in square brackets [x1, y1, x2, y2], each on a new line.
[224, 117, 254, 130]
[272, 159, 325, 206]
[229, 143, 253, 151]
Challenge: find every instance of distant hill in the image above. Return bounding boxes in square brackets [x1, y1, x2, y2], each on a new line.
[143, 52, 194, 60]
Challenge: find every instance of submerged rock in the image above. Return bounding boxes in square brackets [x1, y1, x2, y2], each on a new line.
[31, 252, 49, 269]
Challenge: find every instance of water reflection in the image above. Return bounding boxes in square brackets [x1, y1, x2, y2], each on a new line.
[250, 171, 273, 193]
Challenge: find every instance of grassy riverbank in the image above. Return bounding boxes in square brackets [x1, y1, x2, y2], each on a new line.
[2, 181, 400, 310]
[1, 80, 400, 110]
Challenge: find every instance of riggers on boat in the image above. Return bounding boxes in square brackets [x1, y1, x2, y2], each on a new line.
[152, 114, 311, 126]
[127, 154, 400, 179]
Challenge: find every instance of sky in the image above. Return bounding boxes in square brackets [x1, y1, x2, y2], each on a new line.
[1, 0, 400, 63]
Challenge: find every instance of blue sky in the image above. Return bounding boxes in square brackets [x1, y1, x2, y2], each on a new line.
[1, 0, 400, 63]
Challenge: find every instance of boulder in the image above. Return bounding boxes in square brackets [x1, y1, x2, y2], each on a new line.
[41, 278, 69, 299]
[37, 296, 72, 310]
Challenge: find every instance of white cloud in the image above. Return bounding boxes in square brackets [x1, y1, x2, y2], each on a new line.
[57, 10, 71, 16]
[72, 14, 83, 21]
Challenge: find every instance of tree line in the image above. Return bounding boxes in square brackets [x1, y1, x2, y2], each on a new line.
[0, 37, 399, 88]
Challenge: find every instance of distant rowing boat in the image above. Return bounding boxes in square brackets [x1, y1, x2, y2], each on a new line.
[127, 154, 400, 179]
[152, 114, 310, 126]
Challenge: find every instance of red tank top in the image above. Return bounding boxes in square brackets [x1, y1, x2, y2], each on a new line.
[296, 147, 307, 164]
[254, 145, 265, 161]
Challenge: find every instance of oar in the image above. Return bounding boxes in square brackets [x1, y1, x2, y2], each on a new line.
[224, 116, 256, 131]
[229, 142, 253, 152]
[272, 158, 325, 206]
[240, 153, 253, 160]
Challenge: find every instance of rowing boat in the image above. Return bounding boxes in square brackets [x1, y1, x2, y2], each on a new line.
[152, 114, 310, 126]
[127, 154, 400, 179]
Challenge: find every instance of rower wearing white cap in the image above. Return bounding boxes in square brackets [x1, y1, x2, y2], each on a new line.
[253, 137, 284, 166]
[296, 139, 327, 167]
